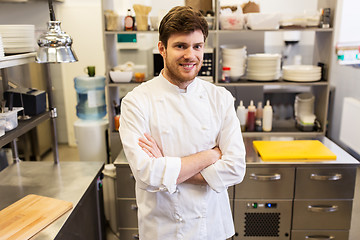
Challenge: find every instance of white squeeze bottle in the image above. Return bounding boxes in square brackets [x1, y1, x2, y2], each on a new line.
[236, 100, 247, 131]
[263, 100, 273, 132]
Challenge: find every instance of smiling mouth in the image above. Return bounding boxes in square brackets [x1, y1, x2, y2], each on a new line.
[180, 63, 196, 69]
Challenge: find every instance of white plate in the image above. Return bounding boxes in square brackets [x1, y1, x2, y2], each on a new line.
[248, 53, 281, 60]
[283, 75, 321, 82]
[282, 65, 321, 72]
[4, 47, 35, 54]
[247, 72, 280, 81]
[283, 72, 321, 78]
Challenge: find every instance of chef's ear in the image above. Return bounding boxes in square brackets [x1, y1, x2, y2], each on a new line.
[158, 41, 166, 57]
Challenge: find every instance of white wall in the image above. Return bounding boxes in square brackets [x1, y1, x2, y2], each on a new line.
[57, 0, 105, 146]
[327, 0, 360, 152]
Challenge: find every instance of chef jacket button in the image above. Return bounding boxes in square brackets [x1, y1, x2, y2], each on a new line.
[201, 126, 208, 130]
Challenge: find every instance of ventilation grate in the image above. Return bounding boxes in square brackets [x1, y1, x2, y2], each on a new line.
[244, 212, 280, 237]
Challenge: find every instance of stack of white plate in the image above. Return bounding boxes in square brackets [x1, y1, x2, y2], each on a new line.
[282, 65, 321, 82]
[0, 34, 4, 59]
[246, 53, 281, 81]
[0, 25, 35, 55]
[221, 45, 247, 79]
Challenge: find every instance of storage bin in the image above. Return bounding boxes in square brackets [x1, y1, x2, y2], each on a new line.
[102, 164, 118, 235]
[0, 107, 23, 132]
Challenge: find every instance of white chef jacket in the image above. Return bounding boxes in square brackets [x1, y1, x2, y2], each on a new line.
[119, 74, 246, 240]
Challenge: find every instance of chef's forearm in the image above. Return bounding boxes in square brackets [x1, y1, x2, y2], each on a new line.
[183, 173, 207, 185]
[176, 148, 221, 184]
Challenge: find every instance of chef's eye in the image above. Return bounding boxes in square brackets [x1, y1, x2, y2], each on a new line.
[175, 44, 185, 49]
[194, 45, 203, 50]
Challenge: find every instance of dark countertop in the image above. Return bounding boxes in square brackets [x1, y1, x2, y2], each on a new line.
[0, 161, 104, 240]
[114, 136, 359, 167]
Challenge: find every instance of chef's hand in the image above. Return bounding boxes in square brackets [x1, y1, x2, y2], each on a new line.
[211, 146, 222, 164]
[138, 133, 164, 158]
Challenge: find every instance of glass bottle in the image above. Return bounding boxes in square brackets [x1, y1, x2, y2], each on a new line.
[124, 9, 134, 31]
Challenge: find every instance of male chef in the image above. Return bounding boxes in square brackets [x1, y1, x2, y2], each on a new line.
[119, 6, 246, 240]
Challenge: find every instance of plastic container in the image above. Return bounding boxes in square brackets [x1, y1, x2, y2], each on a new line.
[0, 107, 23, 132]
[74, 119, 109, 162]
[246, 100, 256, 132]
[294, 92, 315, 118]
[263, 100, 273, 132]
[74, 75, 106, 120]
[236, 100, 247, 132]
[102, 164, 118, 234]
[221, 67, 231, 83]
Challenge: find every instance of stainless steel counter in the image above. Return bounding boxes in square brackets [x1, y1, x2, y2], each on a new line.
[243, 136, 359, 167]
[115, 136, 359, 167]
[0, 161, 104, 239]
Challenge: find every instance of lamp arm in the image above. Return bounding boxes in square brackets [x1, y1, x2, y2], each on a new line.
[48, 0, 56, 21]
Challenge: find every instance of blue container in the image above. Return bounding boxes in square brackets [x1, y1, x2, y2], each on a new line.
[74, 75, 106, 120]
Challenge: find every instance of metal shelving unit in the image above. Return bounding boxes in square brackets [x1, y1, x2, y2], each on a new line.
[0, 112, 50, 148]
[102, 0, 336, 160]
[0, 52, 36, 69]
[0, 52, 58, 163]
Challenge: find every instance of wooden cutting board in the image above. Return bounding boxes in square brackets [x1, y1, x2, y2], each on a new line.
[253, 140, 337, 161]
[0, 194, 73, 240]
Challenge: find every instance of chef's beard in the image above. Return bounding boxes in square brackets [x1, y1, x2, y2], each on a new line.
[164, 57, 202, 84]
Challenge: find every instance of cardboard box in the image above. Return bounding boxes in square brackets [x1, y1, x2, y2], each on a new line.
[185, 0, 212, 14]
[4, 88, 46, 116]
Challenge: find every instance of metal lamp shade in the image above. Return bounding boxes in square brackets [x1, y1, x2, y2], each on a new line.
[36, 21, 78, 63]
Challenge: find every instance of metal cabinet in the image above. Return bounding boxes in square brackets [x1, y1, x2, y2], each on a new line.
[291, 167, 356, 239]
[233, 167, 295, 240]
[115, 163, 139, 239]
[114, 161, 358, 240]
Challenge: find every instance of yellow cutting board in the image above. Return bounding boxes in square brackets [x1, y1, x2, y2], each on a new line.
[253, 140, 337, 161]
[0, 194, 73, 240]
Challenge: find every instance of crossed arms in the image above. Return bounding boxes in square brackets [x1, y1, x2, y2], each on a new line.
[139, 133, 222, 185]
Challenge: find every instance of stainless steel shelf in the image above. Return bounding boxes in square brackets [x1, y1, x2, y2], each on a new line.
[107, 82, 142, 87]
[106, 28, 333, 35]
[216, 79, 328, 87]
[0, 111, 50, 148]
[242, 131, 325, 138]
[0, 52, 36, 69]
[218, 28, 333, 33]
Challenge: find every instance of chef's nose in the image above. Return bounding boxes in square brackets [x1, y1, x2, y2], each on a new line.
[184, 47, 195, 59]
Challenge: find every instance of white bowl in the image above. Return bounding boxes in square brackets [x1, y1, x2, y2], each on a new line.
[110, 71, 133, 83]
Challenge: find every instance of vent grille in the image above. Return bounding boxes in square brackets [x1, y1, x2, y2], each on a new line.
[244, 212, 280, 237]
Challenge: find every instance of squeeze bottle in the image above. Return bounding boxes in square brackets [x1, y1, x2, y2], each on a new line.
[236, 100, 247, 131]
[246, 100, 256, 132]
[263, 100, 273, 132]
[255, 101, 263, 132]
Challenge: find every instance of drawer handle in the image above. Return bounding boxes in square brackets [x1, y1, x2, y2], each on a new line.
[305, 235, 335, 240]
[249, 173, 281, 181]
[131, 204, 138, 210]
[308, 205, 338, 213]
[132, 234, 140, 239]
[310, 173, 342, 181]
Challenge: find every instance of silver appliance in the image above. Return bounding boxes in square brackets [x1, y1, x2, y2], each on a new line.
[233, 200, 292, 240]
